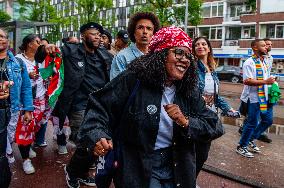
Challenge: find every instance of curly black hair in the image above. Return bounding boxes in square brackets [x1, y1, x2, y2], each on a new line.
[127, 12, 161, 43]
[127, 48, 198, 97]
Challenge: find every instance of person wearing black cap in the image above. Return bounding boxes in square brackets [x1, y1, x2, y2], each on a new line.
[111, 30, 129, 54]
[110, 12, 161, 80]
[35, 22, 113, 188]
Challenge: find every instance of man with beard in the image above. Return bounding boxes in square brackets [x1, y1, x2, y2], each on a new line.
[236, 39, 276, 158]
[254, 38, 274, 143]
[35, 23, 113, 188]
[110, 12, 160, 80]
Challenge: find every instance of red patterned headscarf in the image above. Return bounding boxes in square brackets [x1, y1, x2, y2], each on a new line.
[149, 26, 192, 53]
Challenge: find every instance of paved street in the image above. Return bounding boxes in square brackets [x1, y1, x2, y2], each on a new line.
[9, 123, 284, 188]
[7, 81, 284, 188]
[219, 81, 284, 125]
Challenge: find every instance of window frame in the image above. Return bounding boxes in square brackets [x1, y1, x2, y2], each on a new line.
[202, 1, 223, 18]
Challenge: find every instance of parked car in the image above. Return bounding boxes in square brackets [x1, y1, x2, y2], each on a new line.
[215, 65, 243, 83]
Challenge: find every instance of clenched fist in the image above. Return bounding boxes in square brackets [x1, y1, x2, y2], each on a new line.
[94, 138, 113, 157]
[164, 104, 189, 128]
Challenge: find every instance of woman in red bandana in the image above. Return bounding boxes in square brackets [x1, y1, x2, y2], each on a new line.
[74, 26, 224, 188]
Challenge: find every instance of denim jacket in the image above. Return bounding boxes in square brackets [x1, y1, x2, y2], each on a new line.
[197, 60, 231, 113]
[110, 43, 143, 80]
[6, 50, 33, 112]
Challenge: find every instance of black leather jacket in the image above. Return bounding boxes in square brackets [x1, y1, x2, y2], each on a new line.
[78, 70, 224, 188]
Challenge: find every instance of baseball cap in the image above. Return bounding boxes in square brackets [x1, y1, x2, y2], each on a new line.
[80, 22, 103, 34]
[116, 30, 129, 44]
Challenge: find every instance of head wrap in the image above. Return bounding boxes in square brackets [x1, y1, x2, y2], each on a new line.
[149, 26, 192, 53]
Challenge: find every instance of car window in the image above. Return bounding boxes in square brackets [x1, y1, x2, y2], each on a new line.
[215, 66, 224, 71]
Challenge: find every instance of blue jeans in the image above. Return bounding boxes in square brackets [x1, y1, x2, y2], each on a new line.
[149, 147, 174, 188]
[239, 101, 273, 147]
[35, 122, 47, 145]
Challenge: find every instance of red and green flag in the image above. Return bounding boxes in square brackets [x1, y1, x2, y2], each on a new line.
[39, 49, 64, 108]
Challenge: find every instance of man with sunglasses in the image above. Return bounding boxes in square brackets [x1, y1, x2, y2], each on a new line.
[110, 12, 161, 80]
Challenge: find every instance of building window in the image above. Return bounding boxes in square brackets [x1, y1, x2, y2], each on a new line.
[199, 27, 222, 40]
[0, 2, 5, 10]
[242, 26, 255, 39]
[261, 24, 284, 39]
[202, 1, 223, 18]
[267, 25, 275, 38]
[202, 4, 211, 17]
[276, 25, 284, 38]
[230, 3, 252, 18]
[199, 27, 210, 38]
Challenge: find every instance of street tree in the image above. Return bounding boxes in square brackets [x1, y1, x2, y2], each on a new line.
[0, 10, 11, 23]
[76, 0, 113, 23]
[133, 0, 202, 27]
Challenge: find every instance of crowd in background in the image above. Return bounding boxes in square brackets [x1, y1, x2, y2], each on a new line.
[0, 10, 280, 188]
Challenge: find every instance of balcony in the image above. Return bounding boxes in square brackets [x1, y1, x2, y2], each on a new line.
[224, 39, 239, 46]
[223, 14, 241, 25]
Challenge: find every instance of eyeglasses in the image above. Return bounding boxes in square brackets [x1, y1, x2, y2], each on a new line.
[170, 48, 193, 62]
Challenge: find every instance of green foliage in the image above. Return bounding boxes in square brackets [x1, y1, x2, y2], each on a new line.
[0, 10, 11, 23]
[76, 0, 113, 24]
[173, 0, 202, 26]
[132, 0, 202, 27]
[246, 0, 256, 11]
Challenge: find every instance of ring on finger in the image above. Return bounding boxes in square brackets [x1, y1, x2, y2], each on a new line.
[101, 149, 105, 153]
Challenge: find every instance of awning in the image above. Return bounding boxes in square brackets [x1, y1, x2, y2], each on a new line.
[214, 54, 284, 59]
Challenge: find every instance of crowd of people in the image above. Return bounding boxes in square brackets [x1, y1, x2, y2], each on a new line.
[0, 11, 280, 188]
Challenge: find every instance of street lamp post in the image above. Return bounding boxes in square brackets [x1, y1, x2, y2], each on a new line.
[185, 0, 188, 33]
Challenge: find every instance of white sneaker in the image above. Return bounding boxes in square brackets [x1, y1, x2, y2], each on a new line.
[29, 148, 37, 158]
[58, 145, 68, 155]
[23, 159, 35, 174]
[6, 153, 15, 164]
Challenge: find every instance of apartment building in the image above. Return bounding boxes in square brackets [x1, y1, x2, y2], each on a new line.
[1, 0, 283, 75]
[193, 0, 284, 75]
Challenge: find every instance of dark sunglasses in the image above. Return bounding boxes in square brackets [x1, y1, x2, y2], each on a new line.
[171, 48, 193, 62]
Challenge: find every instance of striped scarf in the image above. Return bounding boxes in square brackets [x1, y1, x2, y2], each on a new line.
[252, 55, 267, 112]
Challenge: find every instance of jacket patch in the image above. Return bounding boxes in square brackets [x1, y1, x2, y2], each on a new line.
[78, 61, 84, 67]
[147, 105, 157, 114]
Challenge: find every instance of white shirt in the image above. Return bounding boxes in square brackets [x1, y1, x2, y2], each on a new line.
[204, 73, 217, 95]
[154, 85, 176, 150]
[240, 56, 270, 103]
[204, 73, 218, 112]
[16, 54, 46, 98]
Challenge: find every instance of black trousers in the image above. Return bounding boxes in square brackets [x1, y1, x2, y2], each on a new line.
[0, 108, 11, 188]
[66, 147, 97, 179]
[18, 144, 31, 159]
[195, 142, 211, 177]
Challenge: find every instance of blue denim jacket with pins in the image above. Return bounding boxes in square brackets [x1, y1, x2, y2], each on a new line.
[197, 60, 231, 113]
[6, 50, 33, 112]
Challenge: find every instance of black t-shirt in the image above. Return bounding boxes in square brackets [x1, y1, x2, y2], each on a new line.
[71, 51, 108, 112]
[0, 58, 10, 107]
